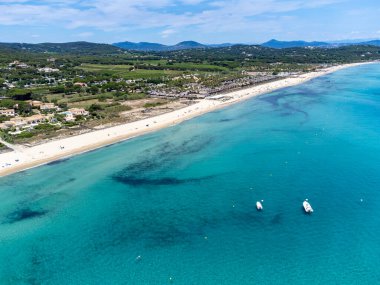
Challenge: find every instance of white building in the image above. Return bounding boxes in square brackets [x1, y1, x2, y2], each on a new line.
[40, 103, 58, 111]
[38, 67, 60, 73]
[62, 112, 75, 122]
[0, 109, 15, 117]
[68, 108, 89, 116]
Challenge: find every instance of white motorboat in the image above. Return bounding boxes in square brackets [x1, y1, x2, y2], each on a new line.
[303, 199, 313, 213]
[256, 201, 263, 211]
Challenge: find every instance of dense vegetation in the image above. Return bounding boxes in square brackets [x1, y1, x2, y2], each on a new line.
[155, 45, 380, 64]
[0, 41, 124, 55]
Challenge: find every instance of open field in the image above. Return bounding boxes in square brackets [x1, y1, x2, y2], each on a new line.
[77, 64, 182, 78]
[77, 62, 229, 77]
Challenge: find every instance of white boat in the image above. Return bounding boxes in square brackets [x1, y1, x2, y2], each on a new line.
[256, 201, 263, 211]
[303, 200, 313, 213]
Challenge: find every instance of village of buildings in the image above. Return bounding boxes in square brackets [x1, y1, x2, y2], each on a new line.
[0, 99, 89, 135]
[0, 58, 301, 143]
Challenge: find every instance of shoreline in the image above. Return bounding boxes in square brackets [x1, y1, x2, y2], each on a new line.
[0, 61, 375, 177]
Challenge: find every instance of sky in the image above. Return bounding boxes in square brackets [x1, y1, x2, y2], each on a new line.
[0, 0, 379, 44]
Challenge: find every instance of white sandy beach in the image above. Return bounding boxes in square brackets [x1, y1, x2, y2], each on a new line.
[0, 62, 374, 177]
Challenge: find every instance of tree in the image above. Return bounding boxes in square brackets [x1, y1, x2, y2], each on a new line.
[8, 89, 33, 101]
[0, 99, 16, 109]
[58, 102, 68, 109]
[89, 103, 104, 113]
[17, 101, 32, 115]
[89, 86, 99, 95]
[50, 85, 65, 94]
[73, 85, 82, 93]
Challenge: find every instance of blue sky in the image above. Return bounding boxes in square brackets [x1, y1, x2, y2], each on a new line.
[0, 0, 379, 44]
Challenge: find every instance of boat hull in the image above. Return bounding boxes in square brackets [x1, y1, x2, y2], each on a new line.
[303, 201, 313, 213]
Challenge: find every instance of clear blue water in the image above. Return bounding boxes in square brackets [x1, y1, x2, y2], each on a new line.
[1, 64, 380, 284]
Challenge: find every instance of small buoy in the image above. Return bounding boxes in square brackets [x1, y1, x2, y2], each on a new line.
[232, 205, 235, 208]
[360, 199, 363, 202]
[204, 236, 208, 240]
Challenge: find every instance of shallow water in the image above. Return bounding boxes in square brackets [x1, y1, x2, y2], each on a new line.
[1, 64, 380, 284]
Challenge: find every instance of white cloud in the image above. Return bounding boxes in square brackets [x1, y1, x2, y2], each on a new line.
[160, 29, 176, 38]
[0, 0, 341, 26]
[0, 4, 79, 25]
[77, 32, 94, 38]
[0, 0, 347, 41]
[180, 0, 205, 4]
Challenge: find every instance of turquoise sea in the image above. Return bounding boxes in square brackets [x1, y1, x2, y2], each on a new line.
[1, 64, 380, 284]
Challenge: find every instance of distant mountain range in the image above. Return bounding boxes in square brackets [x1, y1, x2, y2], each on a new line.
[0, 41, 122, 55]
[261, 39, 330, 48]
[112, 41, 235, 51]
[113, 39, 380, 51]
[0, 39, 379, 55]
[261, 39, 380, 49]
[360, 40, 380, 47]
